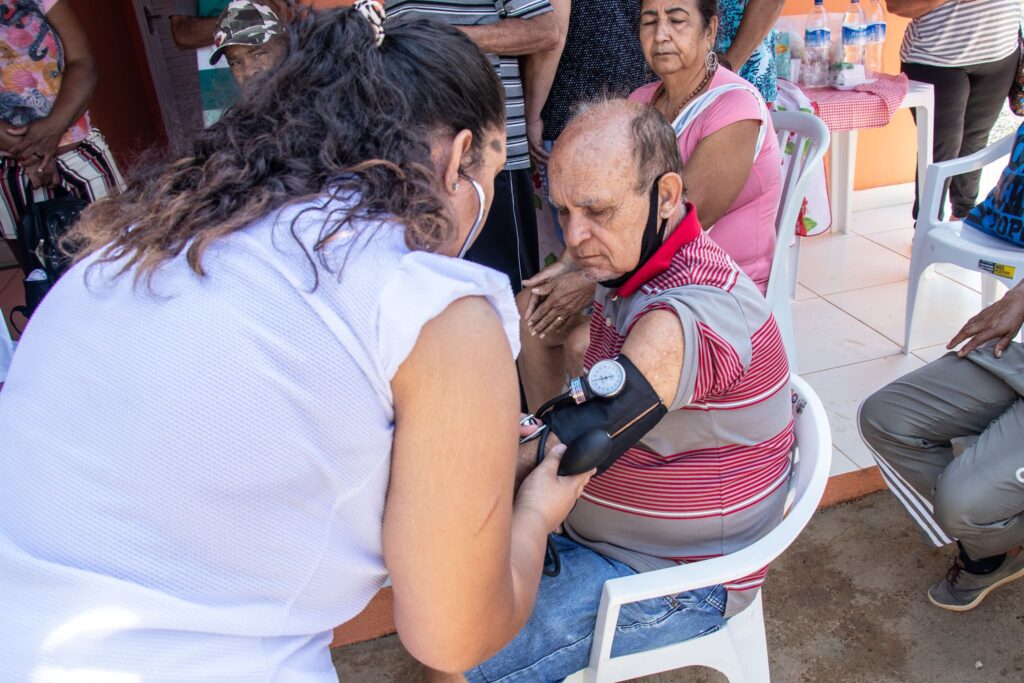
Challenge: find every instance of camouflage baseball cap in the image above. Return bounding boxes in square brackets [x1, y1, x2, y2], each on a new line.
[209, 1, 286, 66]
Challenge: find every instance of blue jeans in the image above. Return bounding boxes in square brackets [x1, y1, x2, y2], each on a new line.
[465, 535, 727, 683]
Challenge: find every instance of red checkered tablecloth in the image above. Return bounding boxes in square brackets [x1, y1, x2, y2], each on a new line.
[799, 73, 910, 133]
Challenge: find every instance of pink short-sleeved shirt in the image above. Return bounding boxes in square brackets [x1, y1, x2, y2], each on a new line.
[630, 68, 781, 293]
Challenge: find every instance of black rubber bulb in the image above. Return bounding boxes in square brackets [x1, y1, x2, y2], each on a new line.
[558, 428, 613, 476]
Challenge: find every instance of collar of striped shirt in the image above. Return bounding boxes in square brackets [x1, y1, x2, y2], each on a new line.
[615, 202, 702, 299]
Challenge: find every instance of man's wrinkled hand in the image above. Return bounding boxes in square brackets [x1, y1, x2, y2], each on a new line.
[948, 285, 1024, 358]
[523, 259, 571, 321]
[523, 259, 570, 291]
[527, 270, 595, 339]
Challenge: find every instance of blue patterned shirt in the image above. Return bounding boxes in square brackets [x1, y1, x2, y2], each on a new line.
[715, 0, 777, 103]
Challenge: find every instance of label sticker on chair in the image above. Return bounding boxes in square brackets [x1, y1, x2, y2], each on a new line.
[978, 260, 1016, 279]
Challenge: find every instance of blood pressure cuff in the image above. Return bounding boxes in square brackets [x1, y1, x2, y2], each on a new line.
[544, 355, 668, 475]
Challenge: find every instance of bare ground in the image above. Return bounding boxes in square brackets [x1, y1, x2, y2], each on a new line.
[333, 492, 1024, 682]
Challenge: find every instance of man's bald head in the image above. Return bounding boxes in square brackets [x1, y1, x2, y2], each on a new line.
[552, 98, 682, 193]
[546, 98, 687, 283]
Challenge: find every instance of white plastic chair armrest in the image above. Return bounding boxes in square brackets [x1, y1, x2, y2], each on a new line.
[928, 132, 1014, 186]
[919, 133, 1015, 229]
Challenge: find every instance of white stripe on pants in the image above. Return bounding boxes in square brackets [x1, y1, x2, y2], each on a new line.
[859, 346, 1024, 558]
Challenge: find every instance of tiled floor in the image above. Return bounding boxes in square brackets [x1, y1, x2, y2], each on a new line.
[794, 195, 1000, 477]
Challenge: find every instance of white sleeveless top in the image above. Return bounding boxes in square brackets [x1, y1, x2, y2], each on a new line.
[0, 197, 519, 682]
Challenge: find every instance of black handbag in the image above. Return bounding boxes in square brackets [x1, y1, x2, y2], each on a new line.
[13, 187, 87, 321]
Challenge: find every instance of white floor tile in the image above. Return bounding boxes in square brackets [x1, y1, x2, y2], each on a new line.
[795, 284, 817, 301]
[848, 203, 915, 235]
[803, 354, 926, 469]
[825, 277, 983, 349]
[935, 264, 983, 293]
[829, 448, 860, 477]
[912, 343, 955, 364]
[797, 232, 909, 296]
[865, 227, 914, 259]
[792, 298, 902, 374]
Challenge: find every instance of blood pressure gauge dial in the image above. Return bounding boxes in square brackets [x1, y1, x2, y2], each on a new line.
[586, 359, 627, 398]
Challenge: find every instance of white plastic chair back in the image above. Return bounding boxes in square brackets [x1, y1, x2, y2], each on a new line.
[565, 374, 831, 683]
[904, 132, 1024, 352]
[765, 112, 830, 370]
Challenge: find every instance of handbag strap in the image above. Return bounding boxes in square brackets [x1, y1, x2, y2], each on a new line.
[671, 81, 769, 159]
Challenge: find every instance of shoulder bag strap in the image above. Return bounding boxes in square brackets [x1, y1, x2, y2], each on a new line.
[672, 82, 770, 159]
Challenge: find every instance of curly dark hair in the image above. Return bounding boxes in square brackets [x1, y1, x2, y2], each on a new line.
[66, 6, 505, 287]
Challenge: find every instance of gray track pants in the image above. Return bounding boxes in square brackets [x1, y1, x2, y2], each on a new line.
[858, 344, 1024, 559]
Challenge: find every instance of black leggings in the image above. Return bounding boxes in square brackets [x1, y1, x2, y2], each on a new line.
[463, 168, 540, 294]
[904, 49, 1020, 219]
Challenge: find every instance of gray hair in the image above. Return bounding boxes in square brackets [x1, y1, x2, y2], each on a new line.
[570, 96, 683, 192]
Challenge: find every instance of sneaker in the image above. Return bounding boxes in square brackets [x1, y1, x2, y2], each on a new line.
[927, 549, 1024, 611]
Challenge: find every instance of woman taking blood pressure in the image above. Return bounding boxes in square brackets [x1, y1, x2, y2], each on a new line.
[0, 5, 589, 681]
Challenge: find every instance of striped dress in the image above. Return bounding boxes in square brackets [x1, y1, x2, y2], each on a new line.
[564, 205, 794, 616]
[900, 0, 1021, 68]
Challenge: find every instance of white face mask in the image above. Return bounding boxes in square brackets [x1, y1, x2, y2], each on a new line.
[457, 174, 486, 259]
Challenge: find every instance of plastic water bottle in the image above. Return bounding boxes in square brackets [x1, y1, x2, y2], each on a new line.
[803, 0, 831, 87]
[864, 0, 887, 77]
[841, 0, 867, 67]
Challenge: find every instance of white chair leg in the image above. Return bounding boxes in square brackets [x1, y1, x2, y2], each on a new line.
[788, 239, 801, 301]
[725, 592, 771, 683]
[981, 274, 999, 308]
[904, 254, 928, 354]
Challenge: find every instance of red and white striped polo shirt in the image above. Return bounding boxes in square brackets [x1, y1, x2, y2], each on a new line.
[563, 204, 794, 615]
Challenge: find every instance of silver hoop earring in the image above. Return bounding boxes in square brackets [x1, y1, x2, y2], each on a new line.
[704, 50, 719, 73]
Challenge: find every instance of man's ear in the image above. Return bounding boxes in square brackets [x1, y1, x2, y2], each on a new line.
[656, 172, 684, 219]
[443, 129, 475, 197]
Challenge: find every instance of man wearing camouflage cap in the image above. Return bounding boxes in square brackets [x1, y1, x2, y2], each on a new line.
[210, 1, 288, 87]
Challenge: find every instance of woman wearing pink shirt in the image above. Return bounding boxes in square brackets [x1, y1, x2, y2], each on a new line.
[630, 0, 781, 293]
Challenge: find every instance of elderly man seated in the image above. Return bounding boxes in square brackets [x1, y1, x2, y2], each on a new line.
[431, 98, 795, 682]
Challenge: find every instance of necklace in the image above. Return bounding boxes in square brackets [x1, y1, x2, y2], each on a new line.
[653, 65, 717, 121]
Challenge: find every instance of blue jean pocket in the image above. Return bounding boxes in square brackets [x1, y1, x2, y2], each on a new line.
[615, 585, 720, 631]
[610, 584, 727, 658]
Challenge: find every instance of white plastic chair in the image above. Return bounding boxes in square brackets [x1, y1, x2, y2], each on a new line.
[765, 112, 830, 370]
[564, 373, 832, 683]
[904, 132, 1024, 353]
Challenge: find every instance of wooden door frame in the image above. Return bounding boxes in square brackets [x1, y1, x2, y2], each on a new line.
[125, 0, 180, 143]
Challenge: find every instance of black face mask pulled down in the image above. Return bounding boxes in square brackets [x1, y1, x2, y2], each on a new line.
[599, 178, 669, 290]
